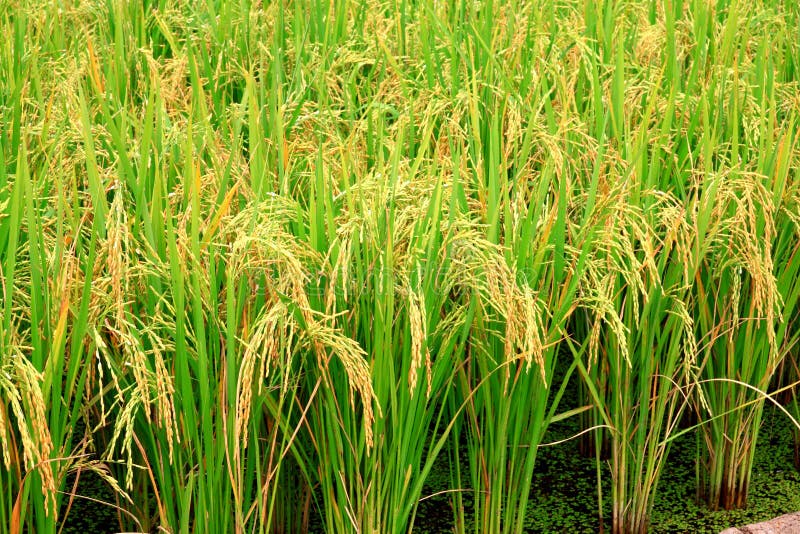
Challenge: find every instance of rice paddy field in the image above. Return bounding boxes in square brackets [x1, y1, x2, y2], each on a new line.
[2, 0, 800, 533]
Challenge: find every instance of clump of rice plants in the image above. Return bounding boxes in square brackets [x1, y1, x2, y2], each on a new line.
[1, 0, 800, 533]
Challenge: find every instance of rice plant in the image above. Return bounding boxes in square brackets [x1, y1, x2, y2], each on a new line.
[2, 0, 800, 533]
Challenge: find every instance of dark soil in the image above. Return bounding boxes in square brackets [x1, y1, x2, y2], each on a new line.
[409, 374, 800, 533]
[59, 469, 121, 533]
[517, 402, 800, 533]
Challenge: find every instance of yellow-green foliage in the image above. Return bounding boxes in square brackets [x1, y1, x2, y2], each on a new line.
[0, 1, 799, 533]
